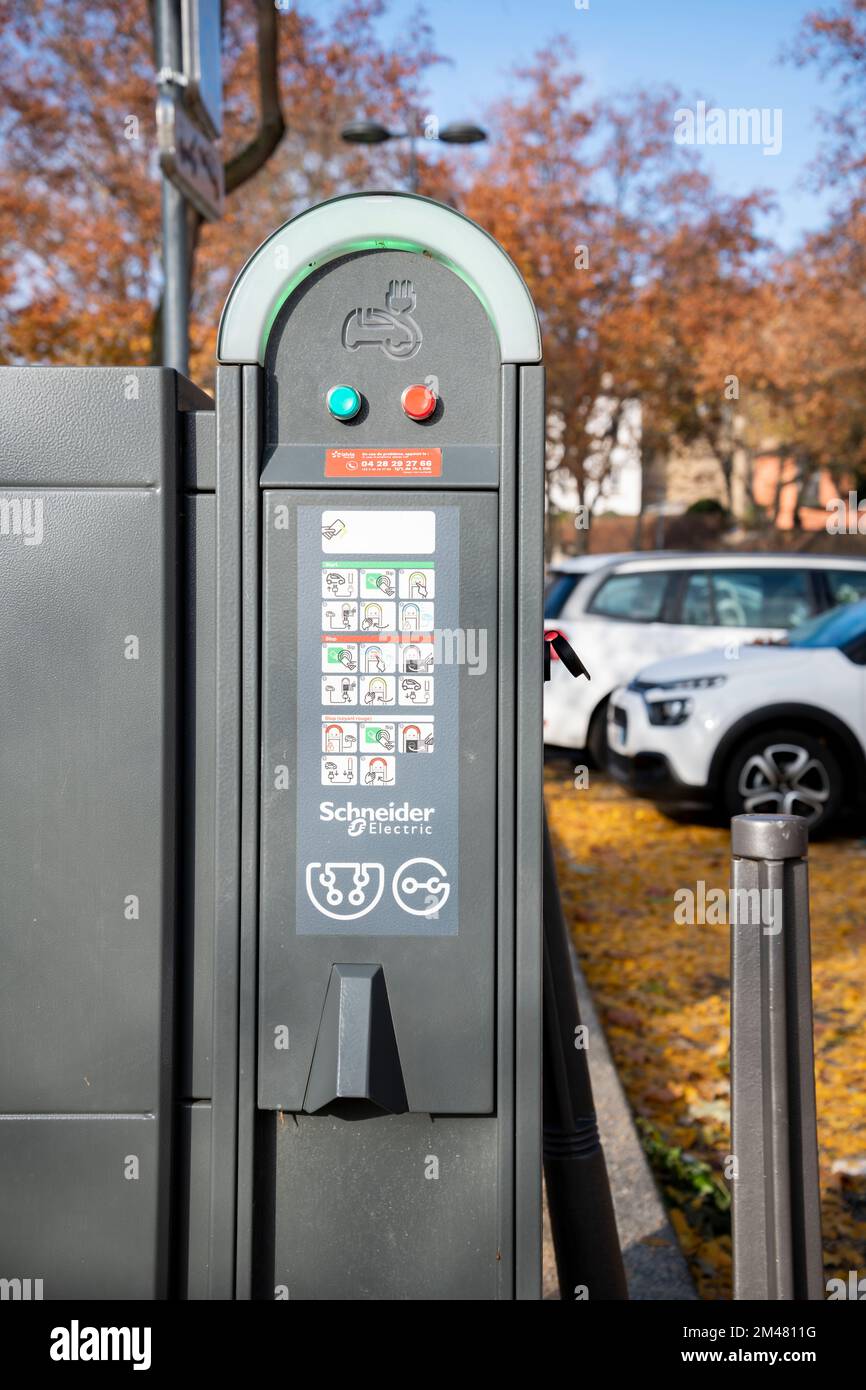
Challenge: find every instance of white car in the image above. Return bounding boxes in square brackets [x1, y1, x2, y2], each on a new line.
[607, 601, 866, 831]
[544, 552, 866, 763]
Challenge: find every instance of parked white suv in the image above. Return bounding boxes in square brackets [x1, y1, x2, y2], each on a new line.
[544, 552, 866, 763]
[607, 600, 866, 831]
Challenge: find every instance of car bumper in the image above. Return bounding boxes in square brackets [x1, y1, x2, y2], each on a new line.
[607, 748, 712, 808]
[607, 686, 715, 808]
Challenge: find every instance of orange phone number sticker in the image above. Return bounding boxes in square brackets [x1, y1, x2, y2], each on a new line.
[325, 447, 442, 478]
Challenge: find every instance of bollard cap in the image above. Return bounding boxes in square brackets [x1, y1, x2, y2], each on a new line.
[731, 814, 808, 861]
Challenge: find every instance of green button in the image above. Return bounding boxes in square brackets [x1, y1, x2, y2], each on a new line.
[327, 385, 361, 420]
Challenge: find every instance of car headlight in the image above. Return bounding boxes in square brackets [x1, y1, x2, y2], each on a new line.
[668, 675, 726, 691]
[646, 696, 693, 726]
[633, 674, 726, 726]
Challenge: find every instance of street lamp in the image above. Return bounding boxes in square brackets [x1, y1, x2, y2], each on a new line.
[340, 118, 487, 193]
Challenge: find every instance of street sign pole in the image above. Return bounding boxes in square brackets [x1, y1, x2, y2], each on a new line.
[156, 0, 190, 376]
[162, 168, 190, 378]
[155, 1, 223, 374]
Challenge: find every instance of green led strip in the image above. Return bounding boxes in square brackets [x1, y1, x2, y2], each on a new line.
[261, 238, 498, 358]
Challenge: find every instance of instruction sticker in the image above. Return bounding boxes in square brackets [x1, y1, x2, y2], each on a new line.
[296, 505, 459, 937]
[326, 447, 442, 479]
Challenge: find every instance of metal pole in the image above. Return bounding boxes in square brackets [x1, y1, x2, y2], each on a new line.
[730, 814, 824, 1300]
[543, 813, 628, 1300]
[156, 0, 189, 375]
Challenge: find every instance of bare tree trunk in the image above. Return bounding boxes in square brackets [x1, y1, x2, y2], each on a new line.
[771, 456, 787, 531]
[742, 444, 761, 527]
[632, 501, 643, 550]
[633, 435, 654, 550]
[719, 448, 734, 512]
[790, 453, 815, 532]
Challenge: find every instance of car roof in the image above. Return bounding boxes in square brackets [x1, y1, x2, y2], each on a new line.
[549, 551, 683, 574]
[551, 551, 866, 575]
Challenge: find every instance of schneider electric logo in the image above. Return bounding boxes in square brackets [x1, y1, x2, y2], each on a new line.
[320, 799, 435, 837]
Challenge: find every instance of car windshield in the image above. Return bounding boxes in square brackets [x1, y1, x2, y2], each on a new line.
[544, 571, 582, 618]
[788, 600, 866, 649]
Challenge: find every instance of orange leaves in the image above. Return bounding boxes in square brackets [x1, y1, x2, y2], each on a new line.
[1, 0, 862, 502]
[546, 765, 866, 1300]
[460, 64, 775, 515]
[0, 0, 449, 376]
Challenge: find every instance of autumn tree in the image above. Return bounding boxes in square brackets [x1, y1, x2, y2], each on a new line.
[589, 90, 769, 533]
[758, 0, 866, 512]
[461, 55, 770, 548]
[0, 0, 443, 381]
[2, 0, 847, 545]
[459, 44, 600, 550]
[790, 0, 866, 205]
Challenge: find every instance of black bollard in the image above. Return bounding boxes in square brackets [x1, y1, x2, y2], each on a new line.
[543, 812, 628, 1300]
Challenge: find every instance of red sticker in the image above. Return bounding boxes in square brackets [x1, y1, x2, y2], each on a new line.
[325, 447, 442, 478]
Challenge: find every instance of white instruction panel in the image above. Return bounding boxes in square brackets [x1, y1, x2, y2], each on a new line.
[320, 510, 436, 555]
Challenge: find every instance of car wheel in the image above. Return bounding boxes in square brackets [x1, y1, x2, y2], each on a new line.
[723, 728, 843, 831]
[587, 697, 610, 770]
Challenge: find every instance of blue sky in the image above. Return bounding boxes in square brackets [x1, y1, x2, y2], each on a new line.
[322, 0, 843, 248]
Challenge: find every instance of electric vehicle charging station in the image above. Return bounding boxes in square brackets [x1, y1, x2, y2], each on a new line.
[0, 193, 546, 1300]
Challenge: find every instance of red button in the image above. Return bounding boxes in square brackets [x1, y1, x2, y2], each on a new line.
[401, 384, 437, 420]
